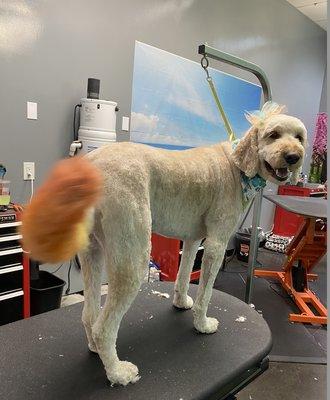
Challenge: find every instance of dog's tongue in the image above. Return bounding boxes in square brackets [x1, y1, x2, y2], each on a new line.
[276, 168, 288, 178]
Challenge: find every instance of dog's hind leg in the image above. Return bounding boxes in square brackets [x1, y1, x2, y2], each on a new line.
[193, 238, 226, 334]
[91, 216, 151, 386]
[173, 240, 200, 309]
[79, 232, 104, 353]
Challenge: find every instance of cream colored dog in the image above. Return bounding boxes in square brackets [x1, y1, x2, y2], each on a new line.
[77, 103, 307, 385]
[22, 103, 307, 386]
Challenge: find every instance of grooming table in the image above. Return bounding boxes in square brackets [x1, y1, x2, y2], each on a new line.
[255, 195, 327, 325]
[0, 282, 271, 400]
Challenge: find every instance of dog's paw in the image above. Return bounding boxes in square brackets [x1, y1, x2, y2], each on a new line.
[173, 294, 193, 310]
[106, 361, 140, 386]
[194, 317, 219, 334]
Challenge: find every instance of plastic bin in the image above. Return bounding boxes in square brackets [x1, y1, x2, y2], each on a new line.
[30, 271, 65, 316]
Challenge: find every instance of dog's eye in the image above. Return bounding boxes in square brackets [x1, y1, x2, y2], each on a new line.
[269, 131, 280, 140]
[296, 134, 303, 143]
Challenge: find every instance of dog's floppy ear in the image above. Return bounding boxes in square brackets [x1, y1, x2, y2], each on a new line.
[232, 127, 259, 178]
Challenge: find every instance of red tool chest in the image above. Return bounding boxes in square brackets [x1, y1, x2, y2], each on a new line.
[0, 211, 30, 325]
[273, 185, 325, 237]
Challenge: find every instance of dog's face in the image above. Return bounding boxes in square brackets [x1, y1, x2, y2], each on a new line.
[232, 107, 307, 185]
[257, 115, 307, 184]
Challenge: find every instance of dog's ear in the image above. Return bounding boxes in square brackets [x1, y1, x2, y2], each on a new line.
[232, 127, 259, 178]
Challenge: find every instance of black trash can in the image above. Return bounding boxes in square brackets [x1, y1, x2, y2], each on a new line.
[235, 229, 266, 263]
[30, 271, 65, 316]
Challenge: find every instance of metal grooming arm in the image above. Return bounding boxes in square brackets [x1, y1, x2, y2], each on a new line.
[198, 44, 272, 304]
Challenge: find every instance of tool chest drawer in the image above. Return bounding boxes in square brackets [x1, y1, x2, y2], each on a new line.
[0, 290, 24, 325]
[0, 266, 23, 294]
[0, 251, 23, 267]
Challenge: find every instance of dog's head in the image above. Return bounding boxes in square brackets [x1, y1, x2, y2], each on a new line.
[231, 102, 307, 185]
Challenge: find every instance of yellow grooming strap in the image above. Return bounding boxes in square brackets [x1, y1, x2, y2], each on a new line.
[206, 77, 236, 142]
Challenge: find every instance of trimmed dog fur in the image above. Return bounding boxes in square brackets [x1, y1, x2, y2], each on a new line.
[22, 103, 307, 385]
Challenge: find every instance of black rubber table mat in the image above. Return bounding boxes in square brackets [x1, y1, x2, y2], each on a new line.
[0, 282, 271, 400]
[215, 256, 327, 364]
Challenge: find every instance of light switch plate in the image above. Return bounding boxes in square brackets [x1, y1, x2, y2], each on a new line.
[122, 116, 130, 131]
[27, 102, 38, 120]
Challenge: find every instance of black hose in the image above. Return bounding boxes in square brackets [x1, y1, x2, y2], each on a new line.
[74, 254, 81, 269]
[65, 260, 72, 295]
[73, 104, 81, 141]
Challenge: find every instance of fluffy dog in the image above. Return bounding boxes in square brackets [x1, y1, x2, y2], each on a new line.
[22, 103, 307, 386]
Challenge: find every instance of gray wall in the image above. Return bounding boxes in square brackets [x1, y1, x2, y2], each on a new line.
[319, 66, 327, 113]
[0, 0, 326, 292]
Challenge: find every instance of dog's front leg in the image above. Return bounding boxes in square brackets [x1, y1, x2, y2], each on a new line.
[193, 238, 226, 333]
[173, 240, 201, 309]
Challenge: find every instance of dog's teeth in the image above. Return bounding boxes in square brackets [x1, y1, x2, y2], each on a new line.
[276, 168, 288, 177]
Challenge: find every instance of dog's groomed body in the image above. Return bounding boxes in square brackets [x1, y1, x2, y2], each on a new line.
[80, 140, 243, 384]
[79, 106, 307, 385]
[22, 104, 307, 386]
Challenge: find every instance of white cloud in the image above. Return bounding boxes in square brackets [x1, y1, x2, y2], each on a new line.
[131, 112, 216, 147]
[131, 112, 160, 133]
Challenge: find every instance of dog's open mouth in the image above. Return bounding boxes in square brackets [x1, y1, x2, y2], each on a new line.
[264, 161, 289, 182]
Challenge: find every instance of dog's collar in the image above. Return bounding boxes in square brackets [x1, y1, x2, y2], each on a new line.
[231, 139, 266, 207]
[240, 172, 266, 207]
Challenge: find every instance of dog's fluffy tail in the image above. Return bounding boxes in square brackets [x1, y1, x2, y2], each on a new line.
[21, 157, 102, 264]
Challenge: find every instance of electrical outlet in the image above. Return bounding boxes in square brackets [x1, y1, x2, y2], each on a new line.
[23, 162, 35, 180]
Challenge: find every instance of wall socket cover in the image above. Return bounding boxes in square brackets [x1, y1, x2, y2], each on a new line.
[23, 162, 35, 180]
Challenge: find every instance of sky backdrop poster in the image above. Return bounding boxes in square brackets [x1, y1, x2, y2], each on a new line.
[130, 42, 262, 150]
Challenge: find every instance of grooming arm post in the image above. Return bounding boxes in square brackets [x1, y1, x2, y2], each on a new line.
[245, 190, 263, 304]
[198, 44, 272, 104]
[198, 43, 272, 304]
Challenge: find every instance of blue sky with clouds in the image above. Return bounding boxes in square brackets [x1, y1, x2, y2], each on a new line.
[131, 42, 262, 149]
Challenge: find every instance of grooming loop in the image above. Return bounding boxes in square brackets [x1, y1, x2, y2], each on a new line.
[255, 217, 327, 325]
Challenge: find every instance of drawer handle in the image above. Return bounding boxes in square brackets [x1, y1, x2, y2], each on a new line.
[0, 222, 22, 228]
[0, 290, 24, 302]
[0, 247, 23, 256]
[0, 265, 23, 274]
[0, 234, 22, 243]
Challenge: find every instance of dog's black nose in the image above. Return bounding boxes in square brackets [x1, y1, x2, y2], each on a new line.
[284, 153, 300, 165]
